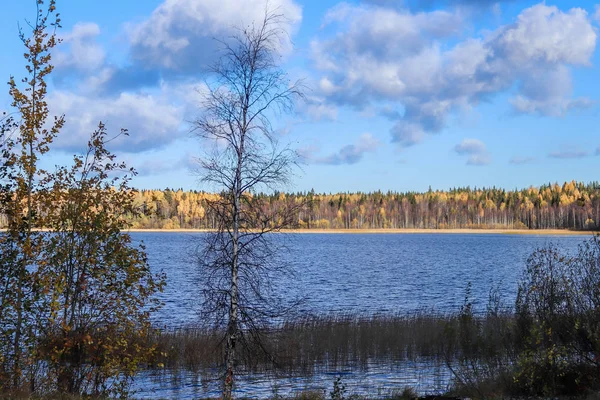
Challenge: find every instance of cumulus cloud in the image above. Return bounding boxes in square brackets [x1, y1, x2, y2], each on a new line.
[54, 23, 105, 72]
[50, 88, 184, 153]
[305, 103, 338, 121]
[509, 66, 593, 116]
[297, 90, 339, 121]
[127, 0, 301, 74]
[312, 3, 597, 147]
[65, 0, 302, 93]
[44, 0, 303, 156]
[391, 121, 426, 147]
[454, 139, 491, 166]
[493, 5, 595, 66]
[509, 156, 536, 165]
[548, 149, 589, 159]
[305, 133, 380, 165]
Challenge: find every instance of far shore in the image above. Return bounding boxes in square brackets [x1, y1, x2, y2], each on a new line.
[0, 228, 594, 235]
[126, 228, 595, 235]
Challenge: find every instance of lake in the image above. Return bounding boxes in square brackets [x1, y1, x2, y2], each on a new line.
[131, 232, 591, 398]
[134, 232, 589, 326]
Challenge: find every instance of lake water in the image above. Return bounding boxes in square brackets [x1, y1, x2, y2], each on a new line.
[134, 232, 589, 326]
[131, 232, 591, 398]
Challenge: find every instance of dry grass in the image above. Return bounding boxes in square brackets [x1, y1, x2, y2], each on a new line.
[148, 313, 509, 375]
[146, 311, 600, 397]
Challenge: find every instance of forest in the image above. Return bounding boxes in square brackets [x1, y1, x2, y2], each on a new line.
[13, 180, 592, 231]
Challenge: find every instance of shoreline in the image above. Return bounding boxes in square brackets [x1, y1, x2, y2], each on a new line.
[2, 228, 593, 235]
[125, 228, 596, 235]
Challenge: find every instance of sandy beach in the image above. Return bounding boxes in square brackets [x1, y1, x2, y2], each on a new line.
[125, 228, 595, 235]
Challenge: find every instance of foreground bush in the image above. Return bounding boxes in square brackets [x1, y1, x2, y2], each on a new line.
[0, 2, 165, 396]
[448, 235, 600, 398]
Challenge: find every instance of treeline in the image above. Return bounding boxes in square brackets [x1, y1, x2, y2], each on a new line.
[2, 180, 598, 230]
[114, 180, 600, 230]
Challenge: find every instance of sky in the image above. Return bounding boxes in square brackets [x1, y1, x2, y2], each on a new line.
[1, 0, 600, 194]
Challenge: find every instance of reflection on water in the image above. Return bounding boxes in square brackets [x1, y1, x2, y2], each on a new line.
[133, 359, 452, 399]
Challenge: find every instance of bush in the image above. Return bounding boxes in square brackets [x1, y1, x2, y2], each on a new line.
[514, 244, 576, 395]
[447, 237, 600, 397]
[508, 237, 600, 395]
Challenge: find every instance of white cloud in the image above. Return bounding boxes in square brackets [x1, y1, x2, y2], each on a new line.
[43, 0, 304, 156]
[55, 23, 105, 72]
[308, 133, 380, 165]
[454, 139, 491, 166]
[548, 149, 589, 159]
[50, 89, 184, 153]
[455, 138, 486, 154]
[127, 0, 302, 72]
[323, 4, 463, 52]
[445, 39, 491, 80]
[494, 4, 596, 66]
[391, 121, 426, 147]
[304, 102, 338, 121]
[509, 66, 593, 116]
[318, 77, 339, 95]
[311, 2, 597, 147]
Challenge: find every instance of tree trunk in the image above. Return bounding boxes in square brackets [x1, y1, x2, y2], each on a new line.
[224, 188, 240, 399]
[224, 125, 244, 399]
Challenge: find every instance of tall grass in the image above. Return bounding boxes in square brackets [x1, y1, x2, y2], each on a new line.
[149, 313, 511, 375]
[147, 309, 600, 397]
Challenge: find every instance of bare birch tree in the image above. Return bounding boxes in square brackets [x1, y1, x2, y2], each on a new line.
[193, 11, 303, 399]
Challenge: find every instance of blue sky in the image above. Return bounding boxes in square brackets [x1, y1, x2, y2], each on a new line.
[2, 0, 600, 193]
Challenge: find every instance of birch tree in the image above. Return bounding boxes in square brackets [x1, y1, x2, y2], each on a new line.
[0, 1, 164, 395]
[38, 125, 165, 396]
[194, 11, 303, 399]
[0, 1, 63, 389]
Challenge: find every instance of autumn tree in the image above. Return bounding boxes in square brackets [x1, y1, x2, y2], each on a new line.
[194, 11, 303, 399]
[0, 1, 63, 389]
[71, 182, 600, 231]
[36, 125, 165, 395]
[0, 1, 164, 395]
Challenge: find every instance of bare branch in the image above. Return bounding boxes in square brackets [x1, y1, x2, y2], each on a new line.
[192, 8, 306, 398]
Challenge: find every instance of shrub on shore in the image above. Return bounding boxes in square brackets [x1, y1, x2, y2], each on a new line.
[448, 235, 600, 398]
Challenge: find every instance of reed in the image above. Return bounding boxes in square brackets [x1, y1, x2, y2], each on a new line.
[145, 305, 600, 397]
[149, 313, 511, 375]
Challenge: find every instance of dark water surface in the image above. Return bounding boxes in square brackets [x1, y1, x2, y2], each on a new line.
[131, 232, 590, 398]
